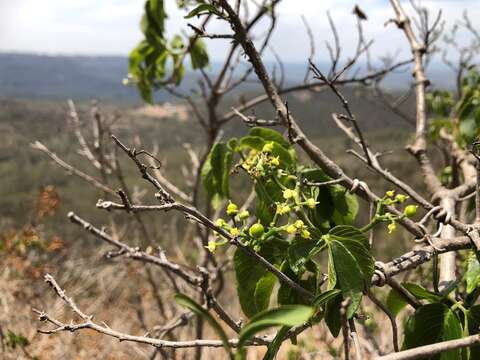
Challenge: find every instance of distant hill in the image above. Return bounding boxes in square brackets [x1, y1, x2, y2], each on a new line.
[0, 53, 145, 102]
[0, 52, 455, 102]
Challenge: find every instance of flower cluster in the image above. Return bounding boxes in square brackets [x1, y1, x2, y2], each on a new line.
[376, 190, 418, 234]
[207, 194, 316, 254]
[240, 144, 281, 178]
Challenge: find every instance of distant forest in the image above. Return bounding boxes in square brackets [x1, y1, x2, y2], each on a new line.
[0, 52, 456, 102]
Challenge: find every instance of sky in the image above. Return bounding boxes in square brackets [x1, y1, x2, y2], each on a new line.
[0, 0, 478, 62]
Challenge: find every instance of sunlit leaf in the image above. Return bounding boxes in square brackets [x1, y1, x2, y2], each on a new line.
[238, 305, 313, 348]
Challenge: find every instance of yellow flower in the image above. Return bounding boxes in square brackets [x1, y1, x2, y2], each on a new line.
[242, 162, 251, 171]
[386, 190, 395, 198]
[283, 188, 296, 200]
[294, 220, 304, 229]
[230, 227, 240, 237]
[387, 222, 397, 234]
[305, 198, 317, 209]
[206, 241, 217, 253]
[270, 156, 280, 167]
[286, 224, 297, 234]
[276, 203, 291, 215]
[262, 142, 274, 153]
[301, 229, 311, 239]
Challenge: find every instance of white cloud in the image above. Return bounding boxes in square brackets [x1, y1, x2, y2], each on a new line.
[0, 0, 478, 61]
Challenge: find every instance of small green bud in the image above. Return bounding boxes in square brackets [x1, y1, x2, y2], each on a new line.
[404, 205, 417, 218]
[249, 223, 265, 238]
[386, 190, 395, 198]
[395, 194, 408, 203]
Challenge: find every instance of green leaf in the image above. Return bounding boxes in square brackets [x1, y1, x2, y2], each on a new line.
[301, 169, 335, 231]
[184, 3, 220, 18]
[465, 252, 480, 294]
[403, 303, 463, 360]
[173, 60, 186, 85]
[175, 293, 233, 358]
[300, 169, 358, 228]
[330, 185, 359, 225]
[238, 305, 314, 348]
[328, 240, 364, 318]
[263, 326, 291, 360]
[234, 240, 286, 317]
[201, 142, 233, 202]
[328, 225, 369, 247]
[325, 226, 374, 318]
[467, 305, 480, 358]
[386, 288, 408, 316]
[313, 289, 342, 309]
[143, 0, 166, 41]
[459, 117, 478, 144]
[287, 238, 323, 275]
[239, 135, 265, 150]
[254, 180, 282, 224]
[402, 282, 443, 303]
[277, 261, 316, 305]
[324, 293, 343, 337]
[328, 226, 373, 283]
[327, 244, 337, 290]
[254, 273, 276, 311]
[234, 248, 270, 317]
[249, 127, 291, 149]
[190, 38, 209, 69]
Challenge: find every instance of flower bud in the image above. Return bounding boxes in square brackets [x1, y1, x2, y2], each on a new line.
[238, 210, 250, 220]
[249, 223, 265, 238]
[404, 205, 417, 218]
[305, 198, 317, 209]
[226, 202, 238, 216]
